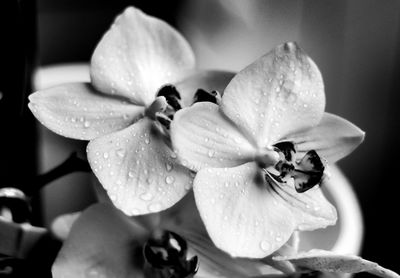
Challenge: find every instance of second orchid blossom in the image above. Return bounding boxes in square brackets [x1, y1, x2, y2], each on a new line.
[170, 42, 365, 258]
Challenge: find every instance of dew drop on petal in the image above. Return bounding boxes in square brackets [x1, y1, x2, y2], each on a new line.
[165, 162, 173, 172]
[165, 176, 175, 184]
[103, 152, 109, 159]
[116, 148, 125, 158]
[208, 150, 215, 158]
[128, 171, 135, 178]
[140, 192, 153, 201]
[83, 120, 91, 128]
[148, 203, 162, 213]
[260, 240, 271, 252]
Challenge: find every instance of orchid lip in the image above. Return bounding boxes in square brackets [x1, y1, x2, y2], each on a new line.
[261, 142, 326, 193]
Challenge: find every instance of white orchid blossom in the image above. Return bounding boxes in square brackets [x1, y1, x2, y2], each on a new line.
[170, 42, 365, 258]
[28, 7, 233, 216]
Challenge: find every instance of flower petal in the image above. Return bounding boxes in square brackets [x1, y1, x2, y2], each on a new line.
[193, 163, 296, 258]
[161, 192, 282, 278]
[87, 118, 192, 216]
[272, 183, 337, 231]
[194, 163, 336, 258]
[284, 113, 365, 163]
[51, 212, 81, 240]
[91, 7, 195, 106]
[28, 83, 144, 140]
[171, 102, 257, 171]
[52, 203, 147, 278]
[221, 42, 325, 147]
[273, 249, 400, 278]
[175, 70, 235, 107]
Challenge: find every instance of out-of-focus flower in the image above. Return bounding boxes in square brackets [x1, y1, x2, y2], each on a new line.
[28, 6, 233, 216]
[272, 249, 400, 278]
[171, 42, 365, 258]
[50, 194, 287, 278]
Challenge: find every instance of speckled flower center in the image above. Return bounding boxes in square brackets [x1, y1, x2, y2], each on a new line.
[265, 141, 325, 193]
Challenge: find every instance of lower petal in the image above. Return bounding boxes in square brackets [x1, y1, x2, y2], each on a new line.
[273, 249, 400, 278]
[28, 83, 144, 140]
[193, 163, 296, 258]
[160, 192, 282, 278]
[87, 118, 192, 215]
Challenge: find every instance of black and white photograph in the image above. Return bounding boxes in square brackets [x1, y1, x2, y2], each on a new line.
[0, 1, 399, 277]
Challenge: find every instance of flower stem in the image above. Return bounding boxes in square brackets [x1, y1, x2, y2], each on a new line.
[24, 152, 91, 196]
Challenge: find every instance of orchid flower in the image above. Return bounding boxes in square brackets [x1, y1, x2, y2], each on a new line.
[272, 249, 399, 278]
[170, 42, 365, 258]
[28, 7, 233, 216]
[50, 194, 288, 278]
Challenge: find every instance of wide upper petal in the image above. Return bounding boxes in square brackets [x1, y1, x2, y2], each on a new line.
[171, 102, 257, 171]
[52, 203, 148, 278]
[284, 112, 365, 163]
[193, 163, 336, 258]
[87, 118, 192, 215]
[28, 83, 144, 140]
[91, 7, 195, 106]
[273, 249, 400, 278]
[221, 42, 325, 148]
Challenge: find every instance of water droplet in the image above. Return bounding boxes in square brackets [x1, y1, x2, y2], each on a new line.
[276, 236, 282, 242]
[116, 148, 125, 158]
[208, 150, 215, 158]
[165, 176, 175, 184]
[260, 240, 271, 252]
[103, 152, 109, 159]
[128, 171, 135, 178]
[83, 120, 91, 128]
[165, 162, 173, 172]
[144, 137, 150, 144]
[148, 203, 162, 212]
[140, 192, 153, 201]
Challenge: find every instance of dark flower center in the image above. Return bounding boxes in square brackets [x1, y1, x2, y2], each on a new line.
[266, 141, 325, 193]
[144, 230, 199, 278]
[192, 89, 221, 105]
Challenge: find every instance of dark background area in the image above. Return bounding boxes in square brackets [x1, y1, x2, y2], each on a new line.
[1, 0, 398, 277]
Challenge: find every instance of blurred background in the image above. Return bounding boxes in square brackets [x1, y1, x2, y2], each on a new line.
[1, 0, 399, 276]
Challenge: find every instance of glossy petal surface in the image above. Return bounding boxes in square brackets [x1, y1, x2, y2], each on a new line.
[171, 103, 257, 171]
[28, 83, 144, 140]
[91, 7, 195, 106]
[160, 192, 281, 278]
[221, 42, 325, 148]
[193, 163, 336, 258]
[52, 204, 147, 278]
[193, 163, 295, 258]
[274, 249, 400, 278]
[284, 113, 365, 163]
[87, 118, 192, 215]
